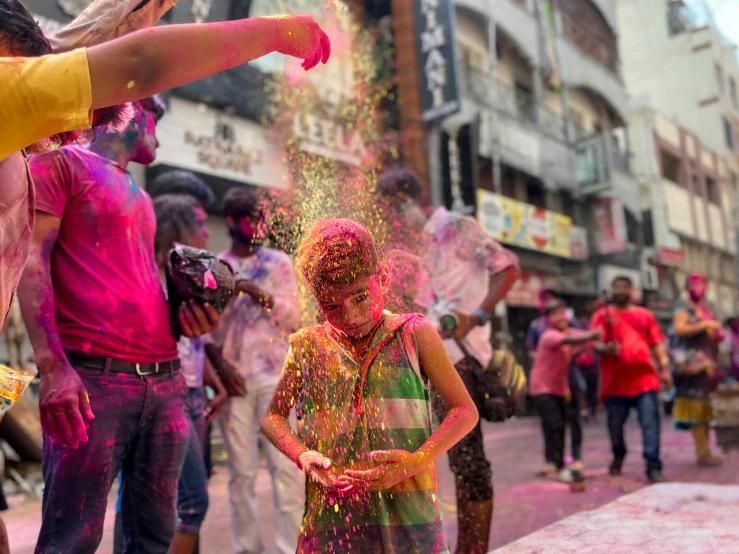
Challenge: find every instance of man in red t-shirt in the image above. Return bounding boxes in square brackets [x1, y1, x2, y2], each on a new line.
[18, 99, 219, 554]
[590, 276, 672, 483]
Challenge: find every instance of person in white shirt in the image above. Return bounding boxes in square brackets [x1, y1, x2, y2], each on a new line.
[205, 188, 304, 554]
[377, 168, 519, 554]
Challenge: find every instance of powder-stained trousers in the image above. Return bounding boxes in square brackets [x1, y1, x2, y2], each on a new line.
[221, 380, 305, 554]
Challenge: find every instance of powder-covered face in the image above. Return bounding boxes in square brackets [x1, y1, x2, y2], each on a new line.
[125, 103, 159, 165]
[189, 206, 210, 250]
[687, 278, 707, 302]
[548, 306, 568, 331]
[313, 271, 387, 339]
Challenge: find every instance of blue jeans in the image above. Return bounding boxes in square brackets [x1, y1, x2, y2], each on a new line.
[605, 391, 662, 475]
[36, 365, 188, 554]
[176, 388, 209, 534]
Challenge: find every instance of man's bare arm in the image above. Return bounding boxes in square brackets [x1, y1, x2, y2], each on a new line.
[17, 213, 94, 449]
[479, 266, 519, 315]
[88, 15, 330, 110]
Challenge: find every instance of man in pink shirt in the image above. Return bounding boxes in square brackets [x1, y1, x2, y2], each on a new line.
[18, 99, 217, 554]
[530, 300, 600, 483]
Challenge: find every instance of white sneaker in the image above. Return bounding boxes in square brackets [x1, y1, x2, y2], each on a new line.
[557, 468, 573, 483]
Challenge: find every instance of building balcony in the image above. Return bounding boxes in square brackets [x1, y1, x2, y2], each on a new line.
[575, 133, 639, 210]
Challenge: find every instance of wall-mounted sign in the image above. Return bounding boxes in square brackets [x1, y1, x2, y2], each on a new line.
[506, 271, 560, 307]
[414, 0, 461, 123]
[292, 112, 367, 166]
[155, 98, 287, 188]
[441, 123, 478, 212]
[570, 225, 589, 261]
[592, 196, 627, 255]
[477, 190, 572, 258]
[657, 246, 685, 267]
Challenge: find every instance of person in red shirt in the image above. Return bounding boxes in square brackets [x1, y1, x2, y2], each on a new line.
[590, 276, 672, 483]
[530, 300, 600, 483]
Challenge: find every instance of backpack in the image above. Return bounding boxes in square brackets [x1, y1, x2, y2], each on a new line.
[456, 340, 528, 422]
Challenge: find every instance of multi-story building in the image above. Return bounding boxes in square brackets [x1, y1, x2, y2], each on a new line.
[426, 0, 641, 358]
[618, 0, 739, 316]
[629, 105, 738, 320]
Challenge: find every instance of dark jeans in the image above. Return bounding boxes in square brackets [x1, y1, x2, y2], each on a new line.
[568, 369, 583, 461]
[176, 388, 209, 534]
[581, 365, 600, 417]
[532, 394, 567, 469]
[605, 391, 662, 475]
[432, 357, 493, 501]
[36, 364, 188, 554]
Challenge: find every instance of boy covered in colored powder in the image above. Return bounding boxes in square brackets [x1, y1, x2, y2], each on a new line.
[262, 218, 479, 553]
[529, 300, 600, 483]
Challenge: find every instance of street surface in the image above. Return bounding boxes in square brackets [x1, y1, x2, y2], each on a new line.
[5, 413, 738, 553]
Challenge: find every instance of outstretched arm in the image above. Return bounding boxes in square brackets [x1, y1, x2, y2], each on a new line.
[88, 14, 330, 110]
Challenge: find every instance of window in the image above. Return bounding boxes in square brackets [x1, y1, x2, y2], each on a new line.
[660, 147, 682, 184]
[642, 209, 655, 247]
[716, 64, 724, 94]
[730, 78, 738, 110]
[526, 181, 545, 208]
[725, 117, 737, 151]
[706, 176, 721, 205]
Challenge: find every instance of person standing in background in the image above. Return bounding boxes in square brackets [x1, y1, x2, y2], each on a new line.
[19, 99, 219, 554]
[723, 317, 739, 382]
[377, 167, 519, 554]
[530, 300, 601, 483]
[589, 276, 672, 483]
[526, 290, 586, 476]
[671, 274, 724, 467]
[205, 188, 304, 554]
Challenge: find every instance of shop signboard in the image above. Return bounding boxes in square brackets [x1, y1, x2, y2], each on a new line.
[477, 190, 572, 258]
[506, 271, 560, 307]
[155, 98, 287, 188]
[570, 225, 589, 261]
[413, 0, 461, 122]
[657, 246, 686, 267]
[592, 196, 628, 255]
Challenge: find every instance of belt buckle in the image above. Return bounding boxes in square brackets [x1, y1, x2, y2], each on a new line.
[135, 363, 159, 377]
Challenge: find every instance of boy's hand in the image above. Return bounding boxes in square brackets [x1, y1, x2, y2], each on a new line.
[343, 450, 423, 491]
[298, 451, 352, 492]
[270, 14, 331, 70]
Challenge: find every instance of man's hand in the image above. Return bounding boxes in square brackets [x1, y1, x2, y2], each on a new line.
[659, 368, 674, 391]
[604, 341, 621, 358]
[219, 363, 247, 397]
[589, 329, 603, 341]
[234, 280, 274, 309]
[38, 366, 95, 449]
[206, 386, 228, 425]
[440, 311, 477, 341]
[271, 14, 331, 70]
[343, 450, 423, 491]
[179, 300, 219, 337]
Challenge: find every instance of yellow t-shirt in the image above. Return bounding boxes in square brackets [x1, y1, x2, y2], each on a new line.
[0, 49, 93, 162]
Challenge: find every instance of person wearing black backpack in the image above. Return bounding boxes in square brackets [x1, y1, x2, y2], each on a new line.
[376, 168, 520, 554]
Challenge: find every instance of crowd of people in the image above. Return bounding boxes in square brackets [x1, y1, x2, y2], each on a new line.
[1, 1, 735, 553]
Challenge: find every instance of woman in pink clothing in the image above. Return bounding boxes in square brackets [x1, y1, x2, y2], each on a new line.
[530, 300, 600, 483]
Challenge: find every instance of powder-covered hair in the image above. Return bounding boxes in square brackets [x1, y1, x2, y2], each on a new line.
[149, 170, 215, 209]
[298, 218, 381, 290]
[0, 0, 51, 56]
[153, 193, 201, 266]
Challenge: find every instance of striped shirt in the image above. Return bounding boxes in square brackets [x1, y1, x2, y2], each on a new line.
[289, 313, 449, 554]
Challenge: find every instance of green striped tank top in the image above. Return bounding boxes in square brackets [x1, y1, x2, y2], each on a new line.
[289, 313, 449, 554]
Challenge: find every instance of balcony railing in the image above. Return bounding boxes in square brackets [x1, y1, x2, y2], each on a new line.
[460, 64, 568, 142]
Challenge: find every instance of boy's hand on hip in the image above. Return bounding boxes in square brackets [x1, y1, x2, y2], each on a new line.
[39, 365, 95, 449]
[344, 450, 422, 491]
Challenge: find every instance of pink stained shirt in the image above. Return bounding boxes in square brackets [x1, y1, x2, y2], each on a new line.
[529, 328, 587, 397]
[29, 146, 177, 363]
